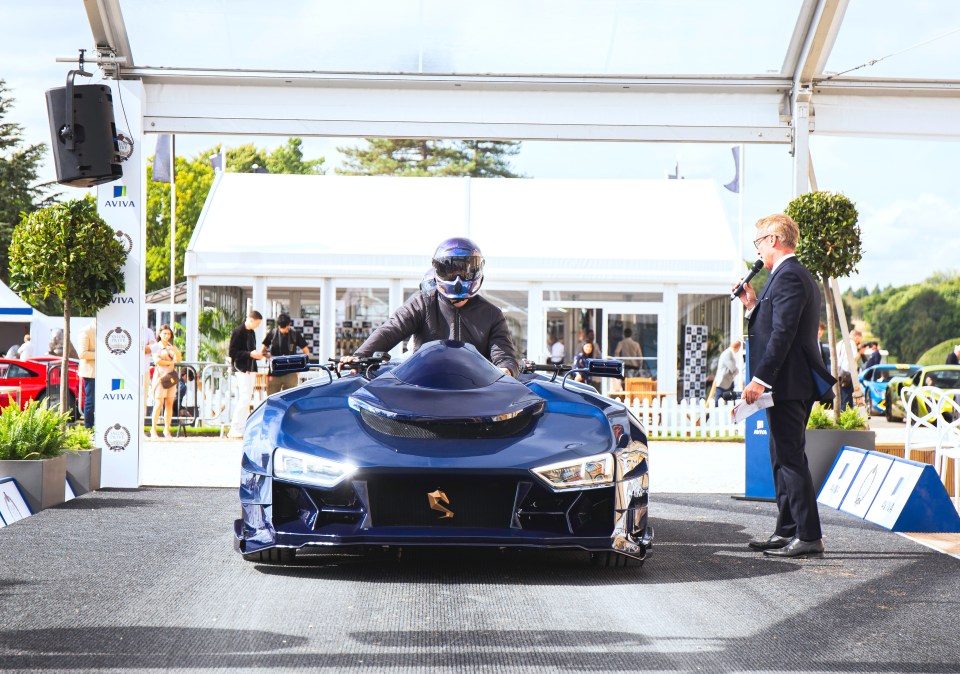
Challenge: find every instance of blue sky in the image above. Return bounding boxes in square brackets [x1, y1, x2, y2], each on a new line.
[3, 1, 960, 292]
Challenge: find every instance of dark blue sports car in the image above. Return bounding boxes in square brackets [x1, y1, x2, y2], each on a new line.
[234, 340, 652, 566]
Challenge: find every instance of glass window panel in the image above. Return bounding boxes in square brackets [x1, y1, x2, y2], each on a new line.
[120, 0, 804, 75]
[826, 1, 960, 79]
[482, 290, 528, 359]
[546, 291, 662, 303]
[678, 293, 731, 399]
[335, 287, 390, 358]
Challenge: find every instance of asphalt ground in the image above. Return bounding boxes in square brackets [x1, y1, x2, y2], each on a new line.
[0, 488, 958, 673]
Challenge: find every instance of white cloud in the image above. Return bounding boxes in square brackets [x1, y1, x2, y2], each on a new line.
[844, 194, 960, 290]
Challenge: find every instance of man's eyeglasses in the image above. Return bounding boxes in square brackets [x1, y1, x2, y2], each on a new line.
[753, 233, 776, 250]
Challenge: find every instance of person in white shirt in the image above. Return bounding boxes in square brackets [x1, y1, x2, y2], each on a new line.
[836, 329, 863, 410]
[713, 339, 742, 404]
[17, 334, 32, 360]
[549, 335, 565, 364]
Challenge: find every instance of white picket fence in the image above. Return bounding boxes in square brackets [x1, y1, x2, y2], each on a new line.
[626, 397, 744, 439]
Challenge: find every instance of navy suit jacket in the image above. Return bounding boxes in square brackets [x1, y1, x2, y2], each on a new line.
[747, 256, 836, 402]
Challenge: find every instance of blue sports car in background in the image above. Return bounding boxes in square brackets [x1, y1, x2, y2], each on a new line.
[859, 363, 920, 416]
[234, 340, 652, 567]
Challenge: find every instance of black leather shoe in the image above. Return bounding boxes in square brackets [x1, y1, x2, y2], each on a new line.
[764, 537, 825, 558]
[747, 534, 792, 551]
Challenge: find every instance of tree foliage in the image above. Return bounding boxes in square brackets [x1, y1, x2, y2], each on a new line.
[145, 140, 325, 292]
[0, 80, 54, 286]
[336, 139, 523, 177]
[9, 199, 126, 409]
[788, 191, 862, 281]
[786, 191, 862, 413]
[863, 278, 960, 363]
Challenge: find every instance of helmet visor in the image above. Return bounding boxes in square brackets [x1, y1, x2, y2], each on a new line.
[433, 255, 483, 282]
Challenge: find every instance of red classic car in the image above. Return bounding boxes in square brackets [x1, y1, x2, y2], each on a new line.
[0, 358, 81, 416]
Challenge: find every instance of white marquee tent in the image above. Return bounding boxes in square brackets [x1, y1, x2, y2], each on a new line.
[185, 173, 739, 392]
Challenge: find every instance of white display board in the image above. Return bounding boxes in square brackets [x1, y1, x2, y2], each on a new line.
[840, 453, 894, 519]
[865, 461, 925, 530]
[818, 448, 867, 509]
[0, 479, 30, 525]
[95, 80, 145, 488]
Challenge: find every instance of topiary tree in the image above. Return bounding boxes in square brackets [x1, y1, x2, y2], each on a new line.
[8, 198, 126, 413]
[787, 191, 862, 413]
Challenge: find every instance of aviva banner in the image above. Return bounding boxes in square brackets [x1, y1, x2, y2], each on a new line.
[95, 80, 144, 488]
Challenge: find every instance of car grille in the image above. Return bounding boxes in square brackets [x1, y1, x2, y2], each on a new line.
[359, 408, 536, 440]
[365, 474, 518, 528]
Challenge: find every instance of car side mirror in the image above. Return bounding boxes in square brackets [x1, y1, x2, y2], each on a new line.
[270, 354, 309, 375]
[586, 359, 624, 378]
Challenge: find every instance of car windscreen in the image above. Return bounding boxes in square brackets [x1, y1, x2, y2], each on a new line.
[392, 340, 503, 390]
[928, 370, 960, 389]
[875, 367, 919, 383]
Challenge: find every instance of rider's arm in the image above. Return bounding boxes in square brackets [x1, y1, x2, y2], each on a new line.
[488, 312, 520, 377]
[353, 294, 425, 356]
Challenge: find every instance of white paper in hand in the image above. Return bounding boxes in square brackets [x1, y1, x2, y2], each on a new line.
[731, 392, 774, 423]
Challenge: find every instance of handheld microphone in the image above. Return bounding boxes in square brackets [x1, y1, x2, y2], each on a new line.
[730, 259, 764, 301]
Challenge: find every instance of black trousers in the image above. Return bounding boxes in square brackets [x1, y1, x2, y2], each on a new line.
[766, 398, 822, 541]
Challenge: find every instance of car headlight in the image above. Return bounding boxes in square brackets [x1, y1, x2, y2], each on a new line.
[273, 448, 355, 488]
[532, 453, 614, 491]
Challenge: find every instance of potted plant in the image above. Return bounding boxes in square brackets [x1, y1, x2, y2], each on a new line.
[0, 401, 71, 513]
[786, 191, 863, 415]
[805, 403, 875, 490]
[8, 198, 126, 413]
[63, 425, 99, 495]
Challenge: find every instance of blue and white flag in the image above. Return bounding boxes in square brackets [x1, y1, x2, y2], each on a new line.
[152, 134, 172, 183]
[724, 146, 740, 193]
[666, 161, 679, 180]
[210, 153, 223, 172]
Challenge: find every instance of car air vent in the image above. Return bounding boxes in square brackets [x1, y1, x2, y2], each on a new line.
[359, 408, 536, 439]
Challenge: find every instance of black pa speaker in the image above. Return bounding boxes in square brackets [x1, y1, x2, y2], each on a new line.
[45, 84, 122, 188]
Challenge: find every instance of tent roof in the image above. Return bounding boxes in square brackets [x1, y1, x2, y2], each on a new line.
[0, 281, 34, 323]
[186, 174, 738, 285]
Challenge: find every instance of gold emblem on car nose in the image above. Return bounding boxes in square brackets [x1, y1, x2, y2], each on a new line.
[427, 489, 454, 519]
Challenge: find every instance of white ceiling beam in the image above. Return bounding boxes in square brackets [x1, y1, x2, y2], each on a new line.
[83, 0, 134, 67]
[780, 0, 820, 77]
[137, 74, 793, 144]
[793, 0, 849, 85]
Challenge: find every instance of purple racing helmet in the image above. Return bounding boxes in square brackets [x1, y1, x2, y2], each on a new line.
[432, 237, 484, 300]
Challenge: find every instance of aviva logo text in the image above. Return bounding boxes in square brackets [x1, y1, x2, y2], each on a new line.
[102, 378, 134, 402]
[105, 185, 135, 208]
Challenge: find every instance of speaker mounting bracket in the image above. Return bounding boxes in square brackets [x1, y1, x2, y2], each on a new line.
[61, 49, 93, 152]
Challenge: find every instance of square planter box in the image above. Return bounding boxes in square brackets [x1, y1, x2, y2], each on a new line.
[66, 448, 101, 496]
[0, 454, 67, 513]
[806, 429, 876, 491]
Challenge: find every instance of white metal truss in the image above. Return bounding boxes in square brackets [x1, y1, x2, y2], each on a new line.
[80, 0, 960, 148]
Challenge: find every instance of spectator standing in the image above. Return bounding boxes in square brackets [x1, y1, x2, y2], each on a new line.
[78, 321, 97, 429]
[228, 310, 265, 438]
[549, 335, 565, 364]
[572, 341, 597, 387]
[5, 342, 20, 359]
[613, 328, 644, 376]
[143, 325, 157, 420]
[946, 345, 960, 366]
[836, 328, 864, 410]
[17, 334, 33, 360]
[712, 339, 743, 404]
[863, 341, 881, 369]
[151, 324, 181, 438]
[817, 322, 831, 371]
[262, 313, 310, 395]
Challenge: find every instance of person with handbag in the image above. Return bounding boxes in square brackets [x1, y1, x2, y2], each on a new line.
[151, 324, 182, 439]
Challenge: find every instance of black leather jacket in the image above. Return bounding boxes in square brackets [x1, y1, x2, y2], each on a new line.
[355, 289, 519, 376]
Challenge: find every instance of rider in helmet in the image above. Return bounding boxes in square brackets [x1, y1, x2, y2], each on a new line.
[349, 237, 519, 376]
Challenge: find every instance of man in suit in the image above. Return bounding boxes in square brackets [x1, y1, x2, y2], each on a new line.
[736, 214, 836, 559]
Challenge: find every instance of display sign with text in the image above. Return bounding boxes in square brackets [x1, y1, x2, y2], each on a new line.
[95, 80, 144, 488]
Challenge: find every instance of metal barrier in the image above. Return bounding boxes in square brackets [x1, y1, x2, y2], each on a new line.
[41, 359, 79, 419]
[146, 360, 329, 437]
